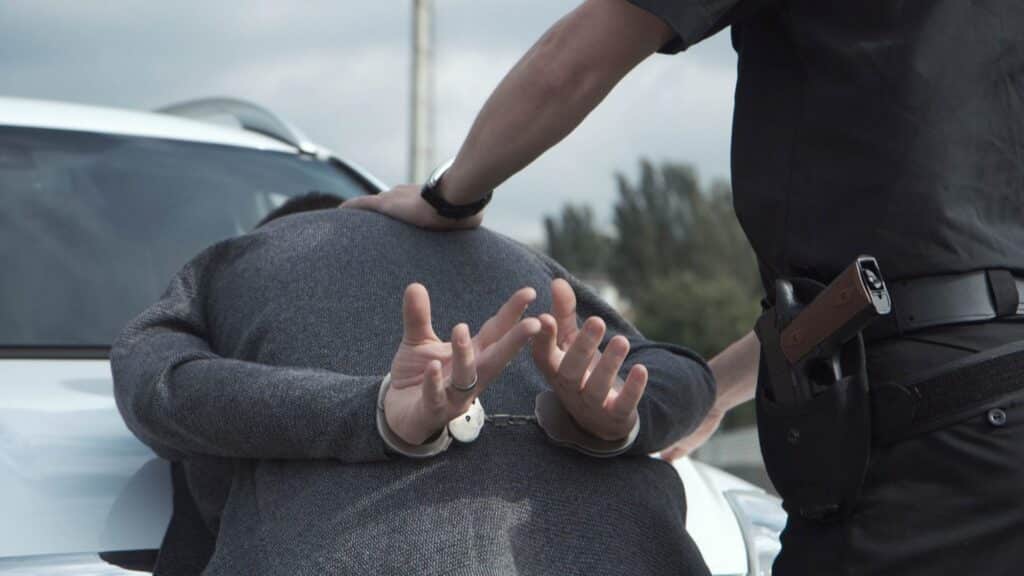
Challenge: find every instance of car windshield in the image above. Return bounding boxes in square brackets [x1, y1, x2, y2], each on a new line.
[0, 126, 374, 350]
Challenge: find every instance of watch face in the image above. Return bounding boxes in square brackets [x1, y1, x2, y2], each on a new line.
[448, 399, 485, 443]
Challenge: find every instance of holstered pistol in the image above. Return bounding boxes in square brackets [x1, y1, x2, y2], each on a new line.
[754, 256, 891, 520]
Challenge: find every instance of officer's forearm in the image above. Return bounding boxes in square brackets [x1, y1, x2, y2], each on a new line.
[708, 330, 760, 414]
[440, 0, 673, 204]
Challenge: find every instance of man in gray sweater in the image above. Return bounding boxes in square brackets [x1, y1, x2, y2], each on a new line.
[111, 200, 715, 575]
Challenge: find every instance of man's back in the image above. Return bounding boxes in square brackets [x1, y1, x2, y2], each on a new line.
[113, 209, 713, 575]
[208, 209, 555, 411]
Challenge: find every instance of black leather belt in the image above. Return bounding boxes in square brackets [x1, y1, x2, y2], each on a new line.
[863, 269, 1024, 342]
[858, 269, 1024, 445]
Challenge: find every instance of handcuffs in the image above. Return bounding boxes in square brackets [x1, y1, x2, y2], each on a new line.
[376, 373, 639, 459]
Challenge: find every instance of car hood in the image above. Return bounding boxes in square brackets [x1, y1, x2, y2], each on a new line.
[0, 359, 170, 559]
[675, 457, 753, 575]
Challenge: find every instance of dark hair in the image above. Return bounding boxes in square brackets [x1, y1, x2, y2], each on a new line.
[255, 192, 346, 228]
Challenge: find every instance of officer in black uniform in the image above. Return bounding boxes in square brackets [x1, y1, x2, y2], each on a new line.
[347, 1, 1024, 573]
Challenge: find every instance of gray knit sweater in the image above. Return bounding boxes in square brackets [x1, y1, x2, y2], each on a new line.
[111, 209, 714, 575]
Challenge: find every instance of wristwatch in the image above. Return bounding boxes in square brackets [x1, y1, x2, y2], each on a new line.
[420, 158, 493, 220]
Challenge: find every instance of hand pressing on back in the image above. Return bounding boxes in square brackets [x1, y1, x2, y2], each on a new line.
[343, 185, 483, 230]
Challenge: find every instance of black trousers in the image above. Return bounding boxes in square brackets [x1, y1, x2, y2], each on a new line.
[774, 329, 1024, 575]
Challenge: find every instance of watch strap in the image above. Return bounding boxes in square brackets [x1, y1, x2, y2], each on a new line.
[420, 160, 493, 220]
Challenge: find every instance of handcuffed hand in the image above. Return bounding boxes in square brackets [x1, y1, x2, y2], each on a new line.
[384, 283, 540, 445]
[531, 279, 648, 442]
[343, 185, 483, 230]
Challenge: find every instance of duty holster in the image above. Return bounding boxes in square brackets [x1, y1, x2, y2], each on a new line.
[755, 277, 873, 522]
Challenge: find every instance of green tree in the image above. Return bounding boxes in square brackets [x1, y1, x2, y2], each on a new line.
[630, 271, 760, 359]
[609, 160, 760, 296]
[543, 159, 762, 361]
[544, 159, 763, 429]
[543, 203, 611, 278]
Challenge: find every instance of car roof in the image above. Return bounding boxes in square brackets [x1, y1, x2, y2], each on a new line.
[0, 96, 297, 153]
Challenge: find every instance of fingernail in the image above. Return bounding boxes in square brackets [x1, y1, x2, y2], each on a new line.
[612, 337, 629, 354]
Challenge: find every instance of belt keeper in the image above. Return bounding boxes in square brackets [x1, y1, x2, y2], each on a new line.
[986, 269, 1019, 317]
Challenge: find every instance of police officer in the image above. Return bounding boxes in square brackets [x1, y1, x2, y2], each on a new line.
[346, 0, 1024, 573]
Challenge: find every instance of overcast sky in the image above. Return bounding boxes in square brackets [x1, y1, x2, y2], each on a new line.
[0, 0, 738, 243]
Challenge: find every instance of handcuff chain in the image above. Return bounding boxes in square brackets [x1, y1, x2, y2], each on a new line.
[486, 413, 537, 427]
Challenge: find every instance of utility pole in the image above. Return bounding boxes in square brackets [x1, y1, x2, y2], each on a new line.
[410, 0, 434, 183]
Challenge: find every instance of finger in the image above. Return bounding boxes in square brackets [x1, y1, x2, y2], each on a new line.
[530, 314, 561, 379]
[422, 360, 448, 420]
[586, 347, 603, 374]
[449, 323, 477, 392]
[476, 317, 542, 385]
[551, 279, 579, 349]
[475, 287, 537, 349]
[582, 335, 630, 408]
[402, 283, 438, 343]
[610, 363, 648, 419]
[340, 194, 382, 211]
[556, 317, 605, 392]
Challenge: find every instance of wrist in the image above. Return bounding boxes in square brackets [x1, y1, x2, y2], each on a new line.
[534, 390, 639, 458]
[713, 383, 754, 414]
[583, 410, 638, 443]
[421, 159, 492, 220]
[377, 374, 452, 458]
[385, 409, 443, 446]
[706, 405, 727, 421]
[436, 163, 474, 205]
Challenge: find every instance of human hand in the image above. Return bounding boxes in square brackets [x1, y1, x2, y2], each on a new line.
[384, 283, 540, 445]
[659, 408, 724, 461]
[343, 185, 483, 230]
[531, 279, 648, 442]
[661, 331, 759, 460]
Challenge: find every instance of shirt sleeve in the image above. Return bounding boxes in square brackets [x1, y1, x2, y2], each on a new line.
[110, 241, 389, 464]
[532, 250, 716, 455]
[627, 0, 747, 53]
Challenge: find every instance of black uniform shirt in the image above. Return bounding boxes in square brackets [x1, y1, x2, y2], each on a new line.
[628, 0, 1024, 380]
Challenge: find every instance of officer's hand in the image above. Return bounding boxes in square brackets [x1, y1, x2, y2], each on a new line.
[531, 279, 648, 441]
[343, 185, 483, 230]
[659, 407, 724, 461]
[384, 283, 540, 445]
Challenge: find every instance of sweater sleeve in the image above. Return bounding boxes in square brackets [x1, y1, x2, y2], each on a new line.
[110, 242, 389, 464]
[532, 250, 716, 455]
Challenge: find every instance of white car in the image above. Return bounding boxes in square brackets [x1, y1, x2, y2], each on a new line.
[0, 96, 785, 575]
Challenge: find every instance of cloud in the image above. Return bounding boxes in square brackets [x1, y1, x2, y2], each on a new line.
[0, 0, 738, 243]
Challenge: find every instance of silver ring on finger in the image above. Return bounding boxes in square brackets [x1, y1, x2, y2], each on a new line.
[451, 373, 478, 393]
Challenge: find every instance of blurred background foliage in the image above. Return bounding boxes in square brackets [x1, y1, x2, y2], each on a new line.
[544, 159, 761, 429]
